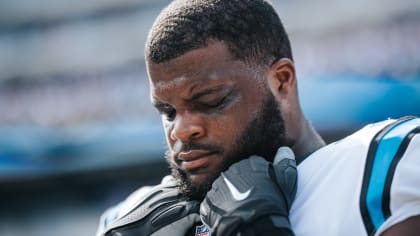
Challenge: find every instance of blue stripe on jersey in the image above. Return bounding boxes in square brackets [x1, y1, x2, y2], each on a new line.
[366, 118, 420, 230]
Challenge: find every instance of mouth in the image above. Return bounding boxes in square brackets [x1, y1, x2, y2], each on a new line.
[177, 150, 217, 173]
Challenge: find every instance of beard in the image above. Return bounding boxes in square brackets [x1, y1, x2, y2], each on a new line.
[165, 92, 288, 200]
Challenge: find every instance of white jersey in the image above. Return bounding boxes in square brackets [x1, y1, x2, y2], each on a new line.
[290, 117, 420, 236]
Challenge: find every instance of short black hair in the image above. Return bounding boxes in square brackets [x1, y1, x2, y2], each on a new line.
[145, 0, 293, 66]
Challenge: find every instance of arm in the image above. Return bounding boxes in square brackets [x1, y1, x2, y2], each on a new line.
[381, 215, 420, 236]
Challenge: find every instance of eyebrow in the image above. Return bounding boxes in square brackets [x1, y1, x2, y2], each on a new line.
[151, 84, 230, 109]
[152, 99, 167, 109]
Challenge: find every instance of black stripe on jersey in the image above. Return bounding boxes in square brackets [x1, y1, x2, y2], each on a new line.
[359, 116, 415, 236]
[382, 126, 420, 219]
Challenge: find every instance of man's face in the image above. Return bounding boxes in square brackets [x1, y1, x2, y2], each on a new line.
[147, 41, 287, 199]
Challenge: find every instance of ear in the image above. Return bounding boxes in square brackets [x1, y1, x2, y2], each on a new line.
[267, 58, 297, 100]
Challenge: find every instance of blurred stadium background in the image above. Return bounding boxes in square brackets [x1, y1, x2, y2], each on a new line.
[0, 0, 420, 235]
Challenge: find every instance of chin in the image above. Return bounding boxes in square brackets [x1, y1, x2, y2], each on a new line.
[185, 173, 207, 186]
[174, 169, 219, 200]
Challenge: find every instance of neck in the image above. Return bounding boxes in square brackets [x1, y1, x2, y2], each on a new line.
[291, 117, 325, 164]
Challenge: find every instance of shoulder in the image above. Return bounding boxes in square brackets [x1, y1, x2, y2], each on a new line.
[291, 117, 420, 235]
[302, 117, 416, 165]
[356, 116, 420, 235]
[297, 118, 395, 172]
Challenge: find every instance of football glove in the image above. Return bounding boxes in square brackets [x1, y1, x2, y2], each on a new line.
[98, 176, 201, 236]
[200, 146, 297, 236]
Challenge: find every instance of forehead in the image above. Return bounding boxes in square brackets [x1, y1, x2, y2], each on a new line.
[146, 41, 256, 95]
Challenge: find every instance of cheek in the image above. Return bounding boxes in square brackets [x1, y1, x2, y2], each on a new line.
[212, 92, 262, 142]
[209, 109, 249, 147]
[216, 122, 238, 145]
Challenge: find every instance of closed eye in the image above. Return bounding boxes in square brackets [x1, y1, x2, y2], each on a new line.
[195, 95, 230, 110]
[154, 103, 176, 121]
[189, 87, 233, 111]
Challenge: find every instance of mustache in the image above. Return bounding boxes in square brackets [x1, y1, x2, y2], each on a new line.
[169, 140, 223, 158]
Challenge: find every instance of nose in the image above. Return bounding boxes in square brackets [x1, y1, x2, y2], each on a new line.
[170, 112, 205, 143]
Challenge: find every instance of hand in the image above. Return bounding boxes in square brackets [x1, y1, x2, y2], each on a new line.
[98, 176, 201, 236]
[200, 147, 297, 236]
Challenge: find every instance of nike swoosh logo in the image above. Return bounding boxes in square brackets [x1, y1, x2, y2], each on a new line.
[222, 173, 252, 201]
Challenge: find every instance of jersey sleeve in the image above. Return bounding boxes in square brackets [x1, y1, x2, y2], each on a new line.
[375, 130, 420, 235]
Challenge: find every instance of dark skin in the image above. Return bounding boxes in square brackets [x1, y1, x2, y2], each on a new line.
[381, 216, 420, 236]
[146, 40, 419, 235]
[148, 42, 270, 187]
[147, 40, 321, 187]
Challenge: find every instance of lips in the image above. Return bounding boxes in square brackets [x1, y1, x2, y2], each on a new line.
[177, 150, 216, 172]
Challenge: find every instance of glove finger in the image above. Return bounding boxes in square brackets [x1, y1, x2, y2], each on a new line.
[273, 147, 297, 208]
[273, 146, 295, 165]
[274, 159, 297, 195]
